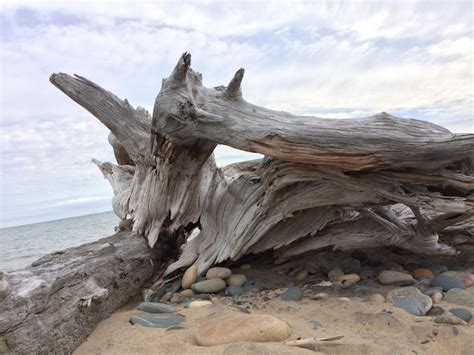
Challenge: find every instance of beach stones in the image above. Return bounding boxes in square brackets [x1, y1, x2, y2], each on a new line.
[182, 265, 198, 289]
[281, 286, 303, 301]
[431, 292, 443, 304]
[312, 292, 329, 300]
[192, 279, 226, 294]
[137, 302, 176, 313]
[369, 294, 385, 303]
[334, 274, 361, 283]
[129, 313, 185, 328]
[449, 308, 472, 323]
[195, 313, 290, 346]
[188, 300, 213, 308]
[435, 313, 467, 325]
[179, 289, 195, 298]
[412, 268, 433, 279]
[226, 274, 247, 287]
[444, 288, 474, 307]
[206, 267, 232, 280]
[430, 275, 465, 291]
[295, 269, 309, 281]
[378, 270, 414, 285]
[328, 267, 344, 280]
[387, 287, 432, 315]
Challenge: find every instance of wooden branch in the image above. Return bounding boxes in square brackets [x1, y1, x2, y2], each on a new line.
[0, 232, 160, 354]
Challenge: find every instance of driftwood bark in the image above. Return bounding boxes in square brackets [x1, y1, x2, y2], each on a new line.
[49, 53, 474, 275]
[0, 232, 160, 354]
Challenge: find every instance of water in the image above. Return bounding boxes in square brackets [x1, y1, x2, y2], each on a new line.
[0, 211, 119, 271]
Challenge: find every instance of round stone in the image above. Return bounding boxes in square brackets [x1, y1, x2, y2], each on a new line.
[160, 292, 173, 302]
[444, 288, 474, 307]
[430, 275, 465, 291]
[378, 270, 414, 285]
[136, 302, 176, 313]
[412, 268, 433, 279]
[206, 267, 232, 280]
[226, 286, 244, 296]
[449, 308, 472, 323]
[130, 313, 184, 328]
[369, 294, 385, 303]
[394, 298, 426, 316]
[192, 279, 226, 294]
[295, 269, 309, 281]
[179, 289, 195, 297]
[328, 267, 344, 280]
[333, 274, 361, 283]
[196, 313, 290, 346]
[431, 292, 443, 304]
[226, 274, 247, 287]
[280, 286, 303, 301]
[387, 287, 432, 315]
[182, 265, 198, 289]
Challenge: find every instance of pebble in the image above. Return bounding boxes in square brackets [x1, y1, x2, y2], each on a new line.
[412, 268, 433, 279]
[328, 267, 344, 281]
[384, 262, 405, 272]
[129, 313, 185, 328]
[430, 275, 465, 291]
[226, 274, 247, 287]
[170, 294, 181, 303]
[182, 265, 198, 289]
[341, 280, 356, 289]
[431, 292, 443, 304]
[195, 313, 290, 346]
[304, 262, 319, 274]
[240, 264, 251, 270]
[387, 287, 432, 315]
[423, 287, 443, 296]
[338, 297, 350, 302]
[341, 258, 362, 273]
[210, 296, 221, 305]
[426, 306, 445, 316]
[281, 286, 303, 301]
[369, 294, 385, 303]
[137, 302, 176, 313]
[179, 289, 195, 298]
[311, 292, 329, 300]
[378, 270, 414, 285]
[188, 300, 213, 308]
[435, 313, 467, 325]
[192, 279, 226, 294]
[206, 267, 232, 280]
[444, 288, 474, 307]
[242, 282, 257, 293]
[226, 286, 244, 296]
[31, 259, 49, 267]
[459, 272, 474, 287]
[295, 269, 309, 281]
[449, 308, 472, 323]
[160, 292, 173, 302]
[314, 281, 333, 287]
[118, 218, 133, 230]
[334, 274, 361, 283]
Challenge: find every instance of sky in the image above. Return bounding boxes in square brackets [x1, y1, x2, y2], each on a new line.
[0, 0, 473, 228]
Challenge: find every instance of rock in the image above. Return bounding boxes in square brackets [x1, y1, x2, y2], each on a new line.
[210, 296, 221, 305]
[394, 298, 426, 316]
[314, 281, 333, 287]
[149, 286, 168, 303]
[226, 286, 244, 296]
[341, 258, 362, 273]
[188, 300, 213, 308]
[378, 270, 414, 285]
[369, 294, 385, 303]
[295, 269, 309, 281]
[334, 274, 361, 283]
[170, 294, 181, 303]
[338, 297, 350, 302]
[311, 292, 329, 300]
[226, 274, 247, 287]
[387, 287, 432, 315]
[130, 313, 185, 328]
[423, 287, 443, 296]
[206, 267, 232, 280]
[182, 265, 198, 289]
[360, 269, 376, 280]
[328, 267, 344, 281]
[412, 268, 433, 279]
[179, 289, 195, 298]
[444, 288, 474, 307]
[459, 272, 474, 287]
[281, 286, 303, 301]
[242, 282, 257, 293]
[160, 292, 173, 302]
[240, 264, 251, 270]
[118, 218, 133, 230]
[192, 279, 226, 294]
[341, 280, 356, 289]
[430, 275, 465, 291]
[426, 306, 445, 316]
[367, 255, 381, 267]
[31, 259, 49, 267]
[0, 273, 9, 299]
[449, 308, 472, 323]
[137, 302, 176, 313]
[196, 313, 290, 346]
[304, 262, 319, 274]
[431, 292, 443, 304]
[435, 313, 467, 325]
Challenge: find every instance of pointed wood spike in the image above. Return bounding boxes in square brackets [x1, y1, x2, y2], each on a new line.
[224, 68, 244, 99]
[169, 52, 192, 84]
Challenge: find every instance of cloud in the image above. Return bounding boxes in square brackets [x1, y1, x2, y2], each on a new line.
[0, 0, 472, 227]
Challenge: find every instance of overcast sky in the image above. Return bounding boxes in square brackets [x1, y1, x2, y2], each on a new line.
[0, 0, 472, 228]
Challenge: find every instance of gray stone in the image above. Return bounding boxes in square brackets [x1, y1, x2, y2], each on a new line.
[226, 274, 247, 287]
[281, 286, 303, 301]
[378, 270, 414, 285]
[226, 286, 244, 296]
[206, 267, 232, 280]
[341, 280, 356, 289]
[310, 320, 322, 329]
[137, 302, 176, 313]
[311, 292, 329, 300]
[394, 298, 425, 316]
[31, 259, 50, 267]
[341, 258, 361, 273]
[129, 313, 185, 328]
[449, 308, 472, 323]
[328, 267, 344, 280]
[192, 279, 226, 294]
[242, 282, 257, 293]
[426, 306, 445, 316]
[387, 287, 432, 315]
[435, 313, 467, 325]
[430, 275, 465, 291]
[444, 288, 474, 307]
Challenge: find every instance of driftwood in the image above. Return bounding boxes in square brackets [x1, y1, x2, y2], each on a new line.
[0, 232, 160, 354]
[49, 53, 474, 275]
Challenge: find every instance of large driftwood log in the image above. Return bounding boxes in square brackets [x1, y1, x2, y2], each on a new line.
[49, 53, 474, 275]
[0, 232, 160, 354]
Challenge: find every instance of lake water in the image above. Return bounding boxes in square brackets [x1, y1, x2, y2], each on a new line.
[0, 211, 119, 271]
